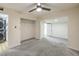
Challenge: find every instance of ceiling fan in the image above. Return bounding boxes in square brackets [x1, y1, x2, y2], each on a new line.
[29, 3, 51, 12]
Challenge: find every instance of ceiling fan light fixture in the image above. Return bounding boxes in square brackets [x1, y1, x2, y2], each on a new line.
[37, 3, 41, 6]
[36, 7, 42, 12]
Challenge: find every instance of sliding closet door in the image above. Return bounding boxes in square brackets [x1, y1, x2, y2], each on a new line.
[21, 19, 35, 41]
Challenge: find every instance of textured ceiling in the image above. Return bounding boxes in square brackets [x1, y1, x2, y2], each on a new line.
[0, 3, 79, 18]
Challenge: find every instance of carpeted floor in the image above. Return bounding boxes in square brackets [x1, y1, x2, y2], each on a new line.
[0, 39, 79, 56]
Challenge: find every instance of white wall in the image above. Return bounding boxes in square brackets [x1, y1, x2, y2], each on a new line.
[21, 19, 35, 41]
[51, 22, 68, 39]
[3, 8, 21, 48]
[1, 7, 36, 48]
[35, 20, 40, 39]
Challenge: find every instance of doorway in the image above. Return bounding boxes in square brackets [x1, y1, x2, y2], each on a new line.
[41, 17, 68, 46]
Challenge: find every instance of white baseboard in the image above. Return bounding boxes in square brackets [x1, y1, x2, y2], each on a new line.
[21, 37, 36, 43]
[68, 46, 79, 52]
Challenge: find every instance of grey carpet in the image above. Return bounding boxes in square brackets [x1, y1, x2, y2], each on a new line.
[0, 39, 79, 56]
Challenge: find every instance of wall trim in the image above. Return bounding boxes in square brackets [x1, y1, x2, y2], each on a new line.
[48, 35, 68, 40]
[21, 37, 36, 43]
[69, 47, 79, 55]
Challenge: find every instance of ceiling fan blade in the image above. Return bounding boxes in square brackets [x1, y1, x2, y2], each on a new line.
[29, 8, 36, 12]
[0, 7, 3, 11]
[41, 7, 51, 11]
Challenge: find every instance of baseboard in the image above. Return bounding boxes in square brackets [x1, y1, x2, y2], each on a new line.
[10, 37, 36, 49]
[69, 47, 79, 54]
[35, 38, 40, 40]
[21, 37, 36, 43]
[48, 35, 68, 40]
[9, 42, 21, 49]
